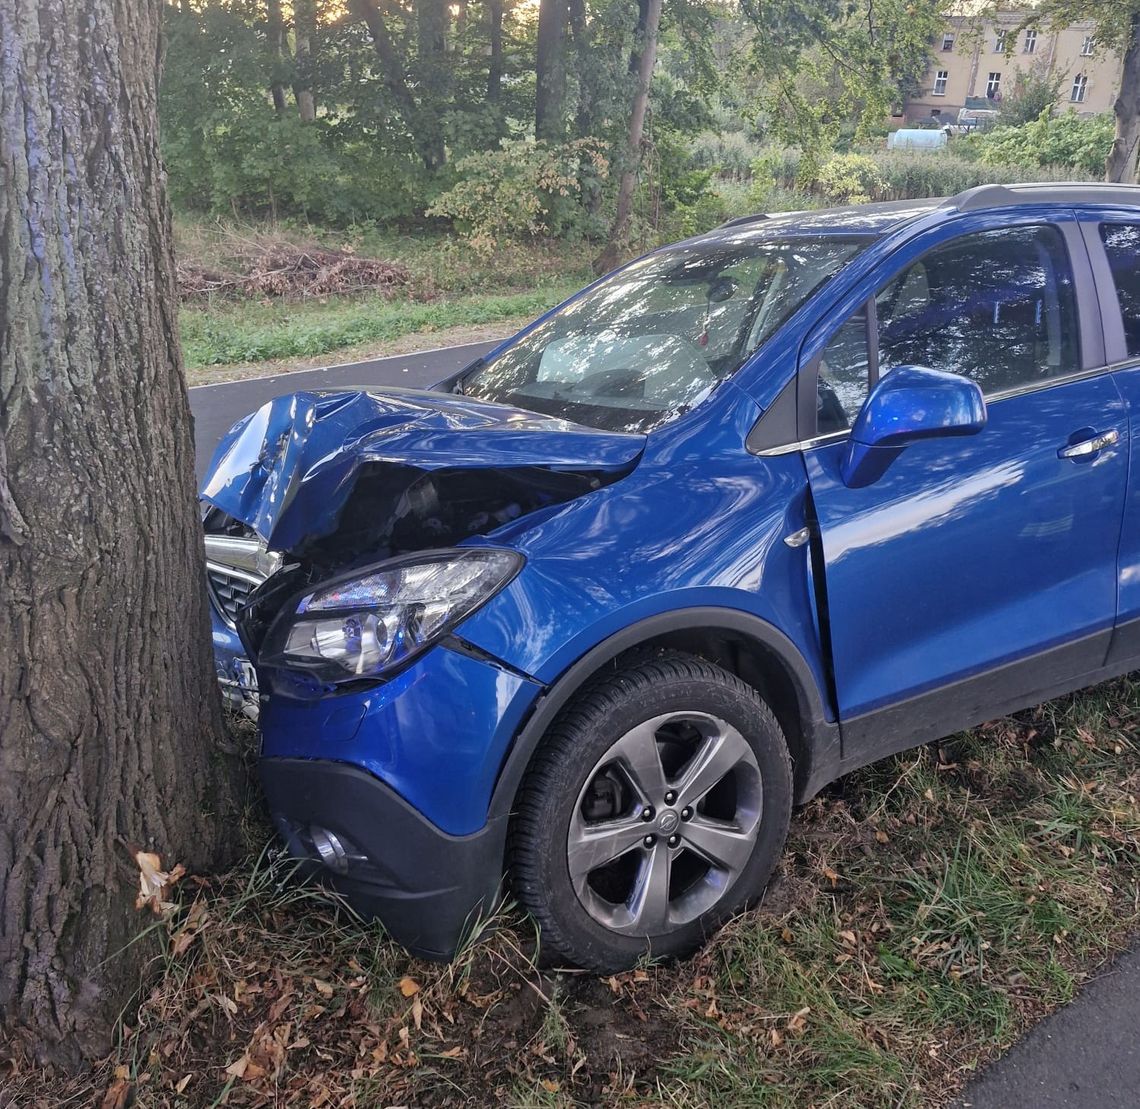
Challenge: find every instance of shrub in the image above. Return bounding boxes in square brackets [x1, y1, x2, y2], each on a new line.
[977, 111, 1114, 176]
[816, 153, 887, 204]
[427, 139, 608, 255]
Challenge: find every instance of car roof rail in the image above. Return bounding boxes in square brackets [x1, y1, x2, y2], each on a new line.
[719, 213, 770, 228]
[948, 182, 1140, 212]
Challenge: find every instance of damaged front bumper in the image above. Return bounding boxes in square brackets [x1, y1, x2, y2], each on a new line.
[261, 758, 508, 959]
[257, 641, 543, 956]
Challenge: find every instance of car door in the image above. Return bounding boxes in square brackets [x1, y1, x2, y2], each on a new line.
[1079, 215, 1140, 667]
[800, 214, 1127, 752]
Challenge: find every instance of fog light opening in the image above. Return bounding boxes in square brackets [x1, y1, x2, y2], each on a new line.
[310, 825, 349, 875]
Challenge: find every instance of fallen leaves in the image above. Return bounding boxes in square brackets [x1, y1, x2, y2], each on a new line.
[133, 850, 186, 915]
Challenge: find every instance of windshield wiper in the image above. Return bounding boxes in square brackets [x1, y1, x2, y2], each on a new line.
[449, 356, 485, 395]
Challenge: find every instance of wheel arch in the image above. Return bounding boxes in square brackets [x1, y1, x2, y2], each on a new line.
[488, 607, 840, 824]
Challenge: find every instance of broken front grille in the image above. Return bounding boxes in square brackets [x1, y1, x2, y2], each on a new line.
[206, 564, 263, 630]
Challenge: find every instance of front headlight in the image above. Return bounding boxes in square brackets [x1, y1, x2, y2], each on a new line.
[261, 549, 521, 681]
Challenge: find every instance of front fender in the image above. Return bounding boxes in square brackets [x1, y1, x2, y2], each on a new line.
[477, 605, 836, 823]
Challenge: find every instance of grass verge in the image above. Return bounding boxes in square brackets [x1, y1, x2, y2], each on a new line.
[12, 677, 1140, 1108]
[180, 283, 582, 370]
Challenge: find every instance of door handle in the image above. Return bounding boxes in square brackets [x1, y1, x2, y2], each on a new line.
[1058, 428, 1120, 460]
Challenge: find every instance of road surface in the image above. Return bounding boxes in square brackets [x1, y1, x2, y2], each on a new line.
[189, 339, 498, 483]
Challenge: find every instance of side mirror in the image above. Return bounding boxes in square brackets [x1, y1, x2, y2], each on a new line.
[840, 366, 986, 488]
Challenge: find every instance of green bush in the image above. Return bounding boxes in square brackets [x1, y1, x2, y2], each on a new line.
[977, 111, 1114, 176]
[427, 139, 608, 255]
[816, 153, 886, 204]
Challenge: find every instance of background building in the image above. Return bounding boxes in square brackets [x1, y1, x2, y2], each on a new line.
[905, 12, 1122, 125]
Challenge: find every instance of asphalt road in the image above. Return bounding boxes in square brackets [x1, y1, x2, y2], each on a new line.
[187, 339, 1140, 1108]
[957, 944, 1140, 1108]
[189, 338, 499, 483]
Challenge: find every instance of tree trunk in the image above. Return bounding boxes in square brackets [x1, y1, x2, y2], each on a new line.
[267, 0, 290, 115]
[293, 0, 317, 121]
[536, 0, 569, 141]
[416, 0, 449, 169]
[626, 0, 650, 75]
[1107, 14, 1140, 183]
[594, 0, 663, 274]
[488, 0, 504, 103]
[568, 0, 592, 138]
[0, 0, 243, 1068]
[349, 0, 445, 172]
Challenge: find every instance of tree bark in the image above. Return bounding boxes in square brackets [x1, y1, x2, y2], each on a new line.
[1107, 14, 1140, 183]
[267, 0, 290, 115]
[536, 0, 569, 141]
[594, 0, 663, 274]
[0, 0, 243, 1068]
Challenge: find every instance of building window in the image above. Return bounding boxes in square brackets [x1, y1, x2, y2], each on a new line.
[942, 33, 955, 51]
[994, 30, 1007, 52]
[1023, 29, 1038, 53]
[1071, 74, 1088, 103]
[1081, 35, 1095, 56]
[986, 72, 1002, 98]
[933, 70, 949, 96]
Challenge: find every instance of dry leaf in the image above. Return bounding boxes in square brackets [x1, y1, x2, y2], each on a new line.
[398, 976, 421, 997]
[313, 978, 334, 998]
[224, 1054, 250, 1080]
[412, 994, 424, 1030]
[175, 1074, 192, 1094]
[100, 1078, 130, 1109]
[441, 1046, 464, 1058]
[787, 1006, 810, 1034]
[542, 1079, 561, 1093]
[134, 850, 186, 915]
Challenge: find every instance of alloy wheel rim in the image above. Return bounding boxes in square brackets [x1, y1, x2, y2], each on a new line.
[567, 711, 763, 936]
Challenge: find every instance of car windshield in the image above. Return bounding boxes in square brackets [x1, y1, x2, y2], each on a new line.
[460, 235, 868, 433]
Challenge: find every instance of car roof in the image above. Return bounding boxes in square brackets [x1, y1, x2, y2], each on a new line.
[700, 182, 1140, 243]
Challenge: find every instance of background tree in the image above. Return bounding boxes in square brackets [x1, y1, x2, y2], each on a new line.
[596, 0, 664, 271]
[0, 0, 243, 1067]
[1004, 0, 1140, 181]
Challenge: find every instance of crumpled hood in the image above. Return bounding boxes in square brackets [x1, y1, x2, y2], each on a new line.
[200, 388, 645, 555]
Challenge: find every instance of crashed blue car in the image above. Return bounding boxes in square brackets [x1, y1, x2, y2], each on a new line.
[201, 183, 1140, 970]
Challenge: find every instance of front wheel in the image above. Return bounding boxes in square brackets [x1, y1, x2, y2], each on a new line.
[509, 651, 793, 972]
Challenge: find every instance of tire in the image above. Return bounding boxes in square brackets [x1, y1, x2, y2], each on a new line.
[509, 650, 793, 972]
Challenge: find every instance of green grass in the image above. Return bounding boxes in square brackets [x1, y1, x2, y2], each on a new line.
[179, 283, 583, 368]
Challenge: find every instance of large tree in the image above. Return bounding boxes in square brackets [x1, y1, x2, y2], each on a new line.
[0, 0, 242, 1068]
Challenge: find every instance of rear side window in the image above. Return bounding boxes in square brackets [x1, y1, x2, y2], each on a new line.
[1099, 224, 1140, 357]
[816, 223, 1080, 432]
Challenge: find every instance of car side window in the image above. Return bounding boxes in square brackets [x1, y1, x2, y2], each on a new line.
[1099, 224, 1140, 358]
[818, 307, 872, 434]
[815, 223, 1080, 433]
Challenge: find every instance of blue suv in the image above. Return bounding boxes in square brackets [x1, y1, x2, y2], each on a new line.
[201, 183, 1140, 971]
